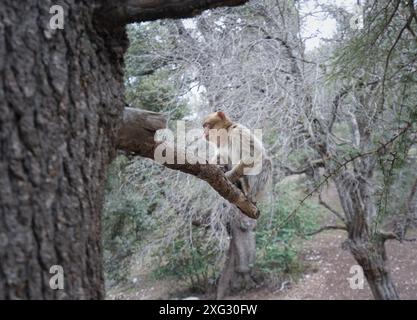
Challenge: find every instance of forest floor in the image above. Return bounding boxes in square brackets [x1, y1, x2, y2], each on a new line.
[107, 182, 417, 300]
[228, 229, 417, 300]
[107, 228, 417, 300]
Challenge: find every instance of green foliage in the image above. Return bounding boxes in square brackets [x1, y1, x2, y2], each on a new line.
[126, 69, 187, 118]
[104, 20, 197, 287]
[103, 156, 154, 284]
[124, 23, 190, 119]
[152, 228, 219, 293]
[374, 128, 417, 222]
[256, 181, 320, 276]
[330, 1, 404, 79]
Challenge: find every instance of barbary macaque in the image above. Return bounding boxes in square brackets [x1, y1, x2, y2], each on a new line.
[202, 111, 272, 203]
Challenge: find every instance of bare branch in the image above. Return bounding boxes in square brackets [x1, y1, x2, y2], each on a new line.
[318, 193, 346, 223]
[281, 159, 324, 176]
[305, 225, 347, 237]
[116, 107, 260, 219]
[96, 0, 249, 27]
[273, 122, 413, 231]
[378, 230, 416, 243]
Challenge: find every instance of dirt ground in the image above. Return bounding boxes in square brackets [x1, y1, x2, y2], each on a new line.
[107, 229, 417, 300]
[227, 230, 417, 300]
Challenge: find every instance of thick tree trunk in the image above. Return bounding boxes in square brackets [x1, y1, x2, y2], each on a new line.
[334, 171, 400, 300]
[0, 1, 127, 299]
[0, 0, 249, 300]
[346, 239, 399, 300]
[216, 211, 257, 300]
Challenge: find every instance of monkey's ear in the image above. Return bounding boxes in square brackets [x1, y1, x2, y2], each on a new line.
[217, 111, 226, 120]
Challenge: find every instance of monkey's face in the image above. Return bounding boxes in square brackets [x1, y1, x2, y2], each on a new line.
[202, 111, 231, 144]
[202, 122, 214, 140]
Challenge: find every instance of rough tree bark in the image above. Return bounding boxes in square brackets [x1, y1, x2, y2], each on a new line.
[345, 236, 399, 300]
[0, 0, 127, 299]
[329, 157, 400, 299]
[0, 0, 248, 300]
[216, 211, 257, 300]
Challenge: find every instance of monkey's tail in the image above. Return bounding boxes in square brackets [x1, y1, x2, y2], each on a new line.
[253, 156, 273, 203]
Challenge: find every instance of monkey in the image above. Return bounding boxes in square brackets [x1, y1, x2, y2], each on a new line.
[202, 111, 272, 299]
[202, 111, 272, 204]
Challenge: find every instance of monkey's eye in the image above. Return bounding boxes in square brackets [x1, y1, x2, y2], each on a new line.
[203, 123, 213, 129]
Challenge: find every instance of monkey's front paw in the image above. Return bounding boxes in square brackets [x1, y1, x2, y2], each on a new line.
[225, 170, 236, 182]
[219, 165, 228, 173]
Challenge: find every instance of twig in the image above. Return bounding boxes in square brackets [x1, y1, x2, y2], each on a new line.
[305, 225, 347, 236]
[318, 193, 346, 223]
[273, 121, 412, 231]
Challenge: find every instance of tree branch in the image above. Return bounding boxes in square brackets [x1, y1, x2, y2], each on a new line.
[305, 225, 347, 237]
[116, 107, 260, 219]
[318, 193, 346, 223]
[378, 230, 416, 243]
[407, 175, 417, 215]
[281, 159, 324, 176]
[97, 0, 249, 27]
